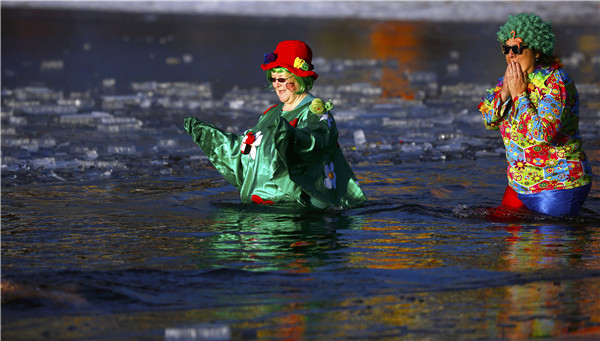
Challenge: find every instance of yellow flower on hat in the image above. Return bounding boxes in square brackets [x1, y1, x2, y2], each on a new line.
[294, 57, 309, 71]
[294, 57, 305, 69]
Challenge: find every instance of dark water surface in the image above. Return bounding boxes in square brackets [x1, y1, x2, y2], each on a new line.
[2, 8, 600, 340]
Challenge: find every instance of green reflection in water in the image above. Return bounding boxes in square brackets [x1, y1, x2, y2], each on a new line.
[185, 202, 366, 272]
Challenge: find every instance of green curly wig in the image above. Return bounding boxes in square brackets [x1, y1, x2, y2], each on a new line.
[497, 13, 556, 56]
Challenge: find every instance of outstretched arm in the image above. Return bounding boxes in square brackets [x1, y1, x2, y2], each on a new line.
[184, 117, 244, 189]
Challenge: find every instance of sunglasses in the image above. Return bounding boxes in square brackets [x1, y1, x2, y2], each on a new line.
[269, 75, 293, 83]
[501, 44, 528, 55]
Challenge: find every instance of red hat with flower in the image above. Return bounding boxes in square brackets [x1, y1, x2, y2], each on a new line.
[261, 40, 318, 80]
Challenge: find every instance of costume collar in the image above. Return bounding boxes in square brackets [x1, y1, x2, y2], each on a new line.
[297, 93, 315, 107]
[528, 64, 560, 88]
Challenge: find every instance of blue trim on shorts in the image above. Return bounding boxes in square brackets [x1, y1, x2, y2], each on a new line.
[517, 183, 592, 217]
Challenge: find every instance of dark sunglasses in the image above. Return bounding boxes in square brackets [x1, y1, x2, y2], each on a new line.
[269, 75, 293, 83]
[501, 44, 528, 55]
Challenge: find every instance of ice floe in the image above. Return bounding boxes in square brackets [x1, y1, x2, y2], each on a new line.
[1, 53, 599, 186]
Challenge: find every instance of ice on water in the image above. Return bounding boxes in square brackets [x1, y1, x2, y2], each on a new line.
[3, 63, 599, 186]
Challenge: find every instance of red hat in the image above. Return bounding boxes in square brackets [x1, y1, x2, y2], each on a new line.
[261, 40, 318, 80]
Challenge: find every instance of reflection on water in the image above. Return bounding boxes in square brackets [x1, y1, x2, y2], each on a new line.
[495, 224, 600, 339]
[3, 173, 600, 340]
[501, 224, 600, 271]
[190, 203, 363, 272]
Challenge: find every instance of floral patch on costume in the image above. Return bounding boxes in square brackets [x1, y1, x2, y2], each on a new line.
[241, 131, 263, 159]
[324, 162, 337, 189]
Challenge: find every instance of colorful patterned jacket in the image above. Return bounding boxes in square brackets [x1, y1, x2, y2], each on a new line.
[479, 64, 592, 194]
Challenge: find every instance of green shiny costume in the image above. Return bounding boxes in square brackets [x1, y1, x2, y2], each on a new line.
[184, 94, 367, 208]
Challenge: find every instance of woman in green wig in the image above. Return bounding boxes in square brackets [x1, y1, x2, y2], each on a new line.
[479, 13, 593, 216]
[184, 40, 367, 208]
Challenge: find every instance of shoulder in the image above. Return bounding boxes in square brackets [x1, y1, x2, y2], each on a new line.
[531, 65, 571, 88]
[546, 67, 575, 90]
[263, 103, 282, 116]
[553, 67, 573, 84]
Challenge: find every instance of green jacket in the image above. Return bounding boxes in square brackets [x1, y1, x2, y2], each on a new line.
[184, 94, 367, 208]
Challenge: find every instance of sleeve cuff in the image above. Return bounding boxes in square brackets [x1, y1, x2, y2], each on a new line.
[512, 91, 528, 103]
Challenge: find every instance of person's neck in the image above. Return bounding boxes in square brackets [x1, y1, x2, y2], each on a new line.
[282, 93, 308, 111]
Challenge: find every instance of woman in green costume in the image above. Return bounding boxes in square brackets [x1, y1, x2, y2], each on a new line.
[184, 40, 367, 208]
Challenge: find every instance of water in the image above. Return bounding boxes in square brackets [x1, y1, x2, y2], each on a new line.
[2, 5, 600, 340]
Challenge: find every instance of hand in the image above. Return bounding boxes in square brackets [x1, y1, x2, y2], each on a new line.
[505, 61, 528, 98]
[500, 66, 511, 102]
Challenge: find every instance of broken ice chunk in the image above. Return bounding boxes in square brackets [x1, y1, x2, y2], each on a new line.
[9, 116, 27, 126]
[59, 111, 112, 126]
[3, 138, 30, 147]
[229, 100, 244, 110]
[182, 53, 193, 63]
[354, 129, 366, 148]
[158, 139, 178, 148]
[31, 157, 55, 169]
[107, 146, 136, 155]
[97, 117, 143, 133]
[20, 104, 78, 115]
[40, 60, 64, 71]
[84, 149, 99, 160]
[103, 79, 116, 88]
[33, 138, 56, 148]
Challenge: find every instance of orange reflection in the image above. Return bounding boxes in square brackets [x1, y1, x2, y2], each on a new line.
[370, 21, 424, 100]
[348, 217, 444, 269]
[357, 170, 416, 200]
[257, 304, 306, 341]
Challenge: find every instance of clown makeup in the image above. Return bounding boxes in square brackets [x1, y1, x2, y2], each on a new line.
[271, 71, 306, 110]
[272, 72, 296, 102]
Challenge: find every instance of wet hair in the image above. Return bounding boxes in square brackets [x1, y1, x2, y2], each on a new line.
[266, 67, 314, 94]
[497, 13, 556, 57]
